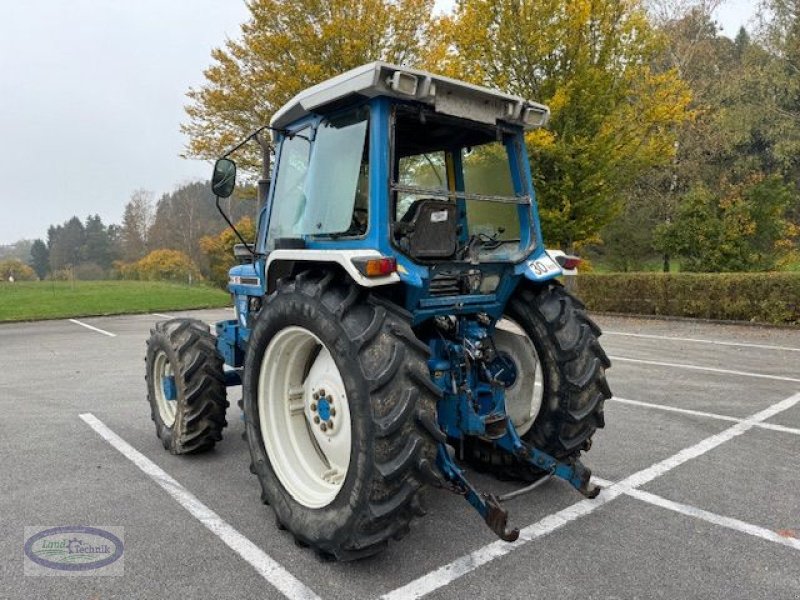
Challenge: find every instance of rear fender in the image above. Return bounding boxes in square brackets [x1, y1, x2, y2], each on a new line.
[265, 249, 400, 293]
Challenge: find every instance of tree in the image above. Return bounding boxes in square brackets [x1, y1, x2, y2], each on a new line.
[654, 175, 798, 271]
[148, 181, 256, 265]
[199, 217, 256, 287]
[48, 216, 85, 272]
[597, 190, 664, 271]
[120, 189, 154, 261]
[118, 249, 201, 283]
[83, 214, 112, 271]
[0, 259, 36, 281]
[757, 0, 800, 188]
[183, 0, 435, 181]
[429, 0, 692, 250]
[622, 3, 726, 270]
[29, 239, 49, 279]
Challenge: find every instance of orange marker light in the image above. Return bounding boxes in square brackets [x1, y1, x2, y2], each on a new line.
[353, 257, 397, 277]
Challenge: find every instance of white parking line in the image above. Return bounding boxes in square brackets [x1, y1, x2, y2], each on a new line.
[611, 397, 800, 437]
[589, 476, 800, 552]
[79, 413, 321, 600]
[381, 392, 800, 600]
[151, 313, 173, 319]
[68, 318, 116, 337]
[611, 396, 741, 423]
[625, 487, 800, 552]
[603, 330, 800, 352]
[609, 355, 800, 383]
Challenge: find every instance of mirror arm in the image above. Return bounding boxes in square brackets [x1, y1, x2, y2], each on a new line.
[215, 195, 256, 257]
[222, 124, 287, 159]
[214, 122, 287, 258]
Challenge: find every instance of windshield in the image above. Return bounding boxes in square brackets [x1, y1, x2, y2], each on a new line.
[392, 108, 529, 261]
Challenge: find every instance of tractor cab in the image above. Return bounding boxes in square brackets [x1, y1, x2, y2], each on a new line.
[214, 62, 564, 337]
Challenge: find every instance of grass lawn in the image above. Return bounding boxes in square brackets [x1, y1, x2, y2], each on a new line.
[0, 280, 231, 322]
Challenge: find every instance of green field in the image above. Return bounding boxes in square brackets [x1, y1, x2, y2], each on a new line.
[0, 280, 230, 322]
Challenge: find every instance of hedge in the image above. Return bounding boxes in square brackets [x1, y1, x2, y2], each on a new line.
[573, 272, 800, 326]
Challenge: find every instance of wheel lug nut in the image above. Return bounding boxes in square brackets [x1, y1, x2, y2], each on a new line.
[313, 392, 319, 400]
[313, 416, 320, 424]
[327, 420, 333, 429]
[311, 403, 317, 411]
[320, 423, 327, 432]
[330, 407, 336, 417]
[319, 388, 326, 397]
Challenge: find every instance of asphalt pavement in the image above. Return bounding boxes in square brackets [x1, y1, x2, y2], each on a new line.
[1, 309, 798, 599]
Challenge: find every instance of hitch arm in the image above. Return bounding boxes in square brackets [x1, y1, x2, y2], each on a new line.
[497, 424, 601, 499]
[435, 446, 519, 542]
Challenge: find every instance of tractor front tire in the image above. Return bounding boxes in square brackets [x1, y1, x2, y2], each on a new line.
[145, 318, 228, 454]
[242, 270, 442, 560]
[468, 281, 611, 475]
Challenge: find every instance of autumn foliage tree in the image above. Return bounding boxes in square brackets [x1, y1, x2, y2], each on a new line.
[116, 249, 201, 283]
[199, 217, 256, 287]
[0, 259, 36, 281]
[182, 0, 435, 172]
[428, 0, 692, 250]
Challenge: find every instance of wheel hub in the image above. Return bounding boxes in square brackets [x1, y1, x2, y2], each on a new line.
[316, 396, 332, 421]
[162, 376, 177, 402]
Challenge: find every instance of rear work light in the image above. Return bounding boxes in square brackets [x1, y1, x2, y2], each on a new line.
[352, 257, 397, 278]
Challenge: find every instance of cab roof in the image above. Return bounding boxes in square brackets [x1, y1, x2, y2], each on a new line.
[270, 61, 550, 132]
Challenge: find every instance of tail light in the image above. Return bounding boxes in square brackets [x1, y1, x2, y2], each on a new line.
[352, 257, 397, 277]
[555, 254, 581, 270]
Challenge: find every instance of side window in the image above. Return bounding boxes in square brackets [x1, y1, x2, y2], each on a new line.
[266, 133, 311, 250]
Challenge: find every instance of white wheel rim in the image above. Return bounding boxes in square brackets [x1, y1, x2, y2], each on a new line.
[258, 326, 352, 509]
[494, 317, 544, 436]
[152, 350, 177, 428]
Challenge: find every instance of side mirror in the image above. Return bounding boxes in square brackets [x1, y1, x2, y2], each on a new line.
[211, 158, 237, 198]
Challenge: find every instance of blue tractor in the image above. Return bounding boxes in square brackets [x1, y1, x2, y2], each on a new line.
[145, 62, 611, 560]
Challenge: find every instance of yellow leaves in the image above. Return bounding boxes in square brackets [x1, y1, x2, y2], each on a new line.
[525, 128, 556, 150]
[0, 259, 36, 282]
[116, 250, 200, 283]
[184, 0, 435, 166]
[200, 217, 256, 287]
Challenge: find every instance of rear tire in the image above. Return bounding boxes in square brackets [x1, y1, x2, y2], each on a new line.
[145, 318, 228, 454]
[243, 270, 442, 560]
[467, 281, 610, 475]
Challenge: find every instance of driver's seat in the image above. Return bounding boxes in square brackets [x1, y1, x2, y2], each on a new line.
[395, 199, 458, 260]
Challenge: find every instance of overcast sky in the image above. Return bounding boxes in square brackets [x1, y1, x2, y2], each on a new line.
[0, 0, 759, 245]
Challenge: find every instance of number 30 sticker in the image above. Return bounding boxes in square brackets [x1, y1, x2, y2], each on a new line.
[527, 254, 561, 278]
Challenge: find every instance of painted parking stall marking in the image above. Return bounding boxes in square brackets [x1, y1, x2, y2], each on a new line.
[603, 330, 800, 352]
[79, 413, 322, 600]
[609, 355, 800, 383]
[589, 475, 800, 551]
[612, 396, 800, 437]
[68, 318, 116, 337]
